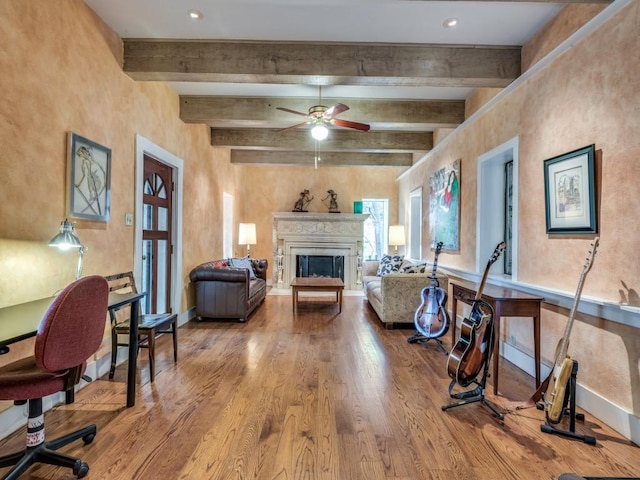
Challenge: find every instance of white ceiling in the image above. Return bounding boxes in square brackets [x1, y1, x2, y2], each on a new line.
[83, 0, 565, 101]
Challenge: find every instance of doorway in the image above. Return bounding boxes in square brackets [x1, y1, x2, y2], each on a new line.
[142, 155, 173, 314]
[134, 135, 184, 323]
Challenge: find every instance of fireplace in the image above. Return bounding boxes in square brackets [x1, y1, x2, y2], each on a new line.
[273, 212, 369, 290]
[296, 255, 344, 280]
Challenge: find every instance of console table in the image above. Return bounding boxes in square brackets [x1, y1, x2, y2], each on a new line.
[0, 291, 145, 408]
[450, 279, 543, 395]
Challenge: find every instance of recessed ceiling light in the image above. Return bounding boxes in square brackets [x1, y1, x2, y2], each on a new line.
[443, 18, 458, 28]
[188, 9, 203, 20]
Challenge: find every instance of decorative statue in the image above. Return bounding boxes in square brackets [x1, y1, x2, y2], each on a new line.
[322, 189, 340, 213]
[293, 189, 314, 212]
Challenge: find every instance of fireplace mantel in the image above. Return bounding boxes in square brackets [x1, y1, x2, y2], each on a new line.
[272, 212, 369, 290]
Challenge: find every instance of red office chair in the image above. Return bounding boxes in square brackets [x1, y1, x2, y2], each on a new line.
[0, 275, 109, 479]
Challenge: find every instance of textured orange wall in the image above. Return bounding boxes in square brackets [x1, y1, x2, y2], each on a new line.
[233, 164, 403, 262]
[0, 0, 232, 310]
[522, 4, 607, 72]
[398, 2, 640, 412]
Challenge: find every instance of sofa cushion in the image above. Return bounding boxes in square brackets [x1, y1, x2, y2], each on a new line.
[230, 256, 256, 279]
[376, 254, 404, 276]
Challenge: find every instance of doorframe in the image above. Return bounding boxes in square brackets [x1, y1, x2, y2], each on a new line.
[134, 135, 184, 321]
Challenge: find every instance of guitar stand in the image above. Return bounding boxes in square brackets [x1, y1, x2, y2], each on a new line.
[441, 301, 504, 420]
[539, 361, 596, 445]
[407, 333, 449, 355]
[442, 376, 504, 420]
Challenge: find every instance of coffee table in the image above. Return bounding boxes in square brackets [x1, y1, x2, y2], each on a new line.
[290, 277, 344, 313]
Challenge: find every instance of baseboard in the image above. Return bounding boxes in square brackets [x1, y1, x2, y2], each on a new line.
[501, 342, 639, 446]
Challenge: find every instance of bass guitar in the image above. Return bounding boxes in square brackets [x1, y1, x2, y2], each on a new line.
[543, 238, 598, 424]
[414, 242, 449, 340]
[446, 241, 506, 387]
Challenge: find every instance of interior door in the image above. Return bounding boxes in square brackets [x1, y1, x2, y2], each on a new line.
[142, 155, 173, 315]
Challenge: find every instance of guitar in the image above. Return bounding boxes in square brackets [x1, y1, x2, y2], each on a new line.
[447, 241, 506, 387]
[543, 238, 599, 424]
[414, 242, 449, 339]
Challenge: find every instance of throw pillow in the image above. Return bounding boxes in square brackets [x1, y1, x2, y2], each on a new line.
[213, 260, 228, 267]
[376, 254, 404, 276]
[230, 257, 256, 279]
[400, 262, 427, 274]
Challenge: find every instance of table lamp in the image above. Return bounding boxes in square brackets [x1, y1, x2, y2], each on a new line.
[49, 218, 85, 279]
[388, 225, 405, 255]
[238, 223, 256, 258]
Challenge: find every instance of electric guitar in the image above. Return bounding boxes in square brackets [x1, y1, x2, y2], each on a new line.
[414, 242, 449, 339]
[447, 241, 506, 387]
[543, 238, 599, 424]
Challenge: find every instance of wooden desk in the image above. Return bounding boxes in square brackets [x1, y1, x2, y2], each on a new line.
[291, 277, 344, 313]
[450, 280, 543, 395]
[0, 291, 144, 408]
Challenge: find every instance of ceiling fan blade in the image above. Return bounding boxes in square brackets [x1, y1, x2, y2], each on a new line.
[331, 118, 371, 132]
[276, 107, 309, 117]
[324, 103, 349, 118]
[278, 121, 309, 132]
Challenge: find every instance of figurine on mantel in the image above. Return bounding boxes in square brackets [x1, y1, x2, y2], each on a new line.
[293, 189, 314, 212]
[322, 189, 340, 213]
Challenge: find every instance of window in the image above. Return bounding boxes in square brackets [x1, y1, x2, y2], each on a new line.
[362, 198, 389, 260]
[223, 193, 233, 259]
[409, 188, 422, 260]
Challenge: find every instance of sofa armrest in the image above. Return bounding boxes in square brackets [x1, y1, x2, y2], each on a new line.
[363, 261, 379, 277]
[250, 259, 268, 281]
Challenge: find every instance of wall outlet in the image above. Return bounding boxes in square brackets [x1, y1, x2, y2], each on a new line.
[125, 213, 133, 226]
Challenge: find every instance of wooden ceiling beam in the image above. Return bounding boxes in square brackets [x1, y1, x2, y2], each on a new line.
[211, 128, 432, 153]
[230, 150, 413, 167]
[124, 40, 520, 87]
[180, 96, 465, 130]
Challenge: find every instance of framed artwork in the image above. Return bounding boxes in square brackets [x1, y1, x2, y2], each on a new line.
[67, 133, 111, 222]
[543, 145, 596, 234]
[429, 158, 460, 250]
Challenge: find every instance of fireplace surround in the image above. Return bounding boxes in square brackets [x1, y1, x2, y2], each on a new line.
[272, 212, 369, 290]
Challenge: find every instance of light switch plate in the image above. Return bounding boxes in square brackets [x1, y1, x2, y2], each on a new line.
[125, 213, 133, 226]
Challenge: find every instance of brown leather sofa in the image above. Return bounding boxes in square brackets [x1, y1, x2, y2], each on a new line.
[189, 259, 268, 322]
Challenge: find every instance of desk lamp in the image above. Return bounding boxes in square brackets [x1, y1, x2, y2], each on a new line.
[388, 225, 405, 255]
[238, 223, 256, 258]
[49, 218, 85, 279]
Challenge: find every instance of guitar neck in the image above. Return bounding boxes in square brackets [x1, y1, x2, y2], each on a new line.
[554, 238, 599, 367]
[555, 268, 588, 365]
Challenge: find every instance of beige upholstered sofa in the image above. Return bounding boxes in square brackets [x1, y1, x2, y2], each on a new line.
[362, 259, 448, 329]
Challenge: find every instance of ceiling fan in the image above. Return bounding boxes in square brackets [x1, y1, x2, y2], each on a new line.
[276, 87, 371, 140]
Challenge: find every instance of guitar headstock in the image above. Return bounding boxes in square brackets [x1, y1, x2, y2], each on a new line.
[488, 241, 507, 267]
[583, 237, 599, 274]
[435, 241, 444, 255]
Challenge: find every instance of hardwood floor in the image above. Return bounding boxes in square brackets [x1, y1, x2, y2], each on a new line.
[0, 294, 637, 479]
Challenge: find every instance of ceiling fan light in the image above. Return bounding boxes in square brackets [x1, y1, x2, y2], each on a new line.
[311, 124, 329, 141]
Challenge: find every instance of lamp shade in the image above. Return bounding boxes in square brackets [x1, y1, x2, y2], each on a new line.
[238, 223, 257, 246]
[388, 225, 406, 247]
[49, 219, 82, 250]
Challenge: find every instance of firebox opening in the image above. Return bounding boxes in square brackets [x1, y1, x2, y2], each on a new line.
[296, 255, 344, 280]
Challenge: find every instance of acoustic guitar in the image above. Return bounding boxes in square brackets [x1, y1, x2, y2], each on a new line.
[447, 241, 506, 387]
[544, 238, 599, 424]
[414, 241, 449, 339]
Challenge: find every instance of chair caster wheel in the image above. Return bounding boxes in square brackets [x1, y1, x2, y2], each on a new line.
[82, 433, 95, 444]
[74, 461, 89, 478]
